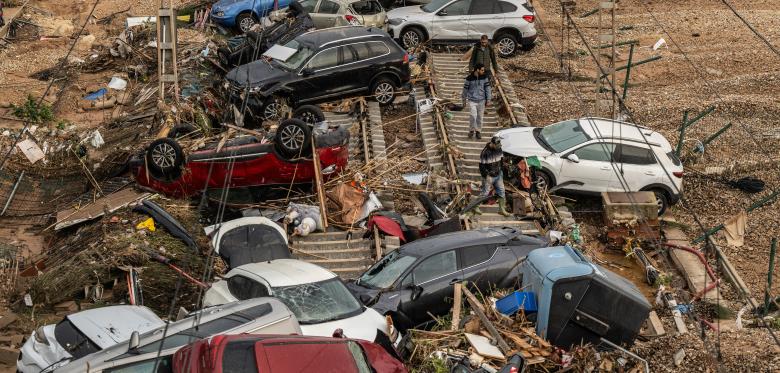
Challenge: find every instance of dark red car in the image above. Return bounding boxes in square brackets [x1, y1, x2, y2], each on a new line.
[172, 334, 408, 373]
[131, 119, 349, 198]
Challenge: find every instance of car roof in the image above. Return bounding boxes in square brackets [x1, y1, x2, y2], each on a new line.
[232, 259, 336, 286]
[398, 227, 517, 257]
[576, 117, 673, 150]
[298, 26, 389, 48]
[66, 306, 163, 349]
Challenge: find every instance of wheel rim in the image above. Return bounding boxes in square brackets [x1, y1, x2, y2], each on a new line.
[402, 31, 420, 48]
[151, 143, 176, 168]
[239, 17, 255, 32]
[375, 82, 395, 104]
[655, 194, 665, 214]
[264, 102, 282, 121]
[498, 38, 516, 56]
[280, 125, 305, 151]
[535, 174, 548, 190]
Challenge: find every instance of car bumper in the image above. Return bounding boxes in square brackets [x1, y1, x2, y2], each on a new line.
[521, 32, 538, 47]
[210, 12, 235, 28]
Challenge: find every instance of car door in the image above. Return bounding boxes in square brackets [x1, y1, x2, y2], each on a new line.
[466, 0, 502, 40]
[610, 143, 661, 192]
[350, 0, 385, 28]
[557, 142, 616, 192]
[459, 244, 500, 290]
[397, 250, 462, 326]
[295, 45, 343, 101]
[311, 0, 341, 28]
[431, 0, 472, 41]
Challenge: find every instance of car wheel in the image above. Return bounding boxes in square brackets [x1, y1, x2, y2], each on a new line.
[400, 27, 424, 50]
[652, 189, 670, 216]
[261, 97, 285, 122]
[371, 78, 397, 106]
[534, 170, 553, 191]
[236, 12, 258, 33]
[293, 105, 326, 125]
[275, 118, 313, 159]
[146, 138, 184, 180]
[495, 33, 518, 58]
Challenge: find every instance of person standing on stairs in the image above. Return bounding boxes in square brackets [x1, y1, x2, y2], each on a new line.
[474, 136, 511, 217]
[462, 63, 491, 140]
[469, 35, 499, 77]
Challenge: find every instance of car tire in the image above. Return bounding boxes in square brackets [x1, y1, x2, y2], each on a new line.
[236, 12, 258, 33]
[293, 105, 326, 125]
[400, 27, 424, 50]
[534, 170, 553, 191]
[651, 189, 670, 216]
[371, 77, 397, 106]
[146, 138, 184, 180]
[261, 97, 286, 122]
[495, 33, 518, 58]
[275, 119, 313, 159]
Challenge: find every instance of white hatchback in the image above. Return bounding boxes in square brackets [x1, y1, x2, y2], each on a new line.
[204, 259, 395, 344]
[496, 117, 683, 214]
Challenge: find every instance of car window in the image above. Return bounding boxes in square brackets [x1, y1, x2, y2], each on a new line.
[470, 0, 497, 15]
[299, 0, 318, 12]
[358, 251, 418, 289]
[54, 319, 102, 359]
[615, 144, 657, 165]
[223, 340, 259, 373]
[412, 250, 457, 284]
[307, 47, 340, 70]
[666, 151, 681, 166]
[342, 45, 358, 64]
[352, 0, 383, 15]
[228, 275, 270, 301]
[441, 0, 472, 16]
[273, 278, 363, 324]
[460, 245, 496, 268]
[105, 356, 173, 373]
[573, 143, 616, 162]
[319, 0, 340, 14]
[349, 41, 390, 61]
[497, 1, 517, 13]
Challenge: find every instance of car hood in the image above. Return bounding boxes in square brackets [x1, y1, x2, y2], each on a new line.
[300, 308, 386, 341]
[387, 5, 428, 20]
[226, 60, 292, 89]
[213, 0, 243, 8]
[495, 127, 553, 157]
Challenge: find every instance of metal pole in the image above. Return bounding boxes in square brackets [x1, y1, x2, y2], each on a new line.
[699, 122, 733, 150]
[1, 171, 24, 216]
[622, 43, 635, 101]
[676, 110, 689, 157]
[766, 238, 777, 315]
[682, 105, 716, 130]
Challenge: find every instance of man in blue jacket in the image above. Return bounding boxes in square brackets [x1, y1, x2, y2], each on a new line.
[462, 63, 492, 140]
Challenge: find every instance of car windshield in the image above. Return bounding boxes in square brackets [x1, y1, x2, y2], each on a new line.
[273, 278, 363, 324]
[357, 250, 417, 289]
[422, 0, 452, 13]
[539, 120, 590, 153]
[54, 319, 102, 359]
[273, 40, 314, 71]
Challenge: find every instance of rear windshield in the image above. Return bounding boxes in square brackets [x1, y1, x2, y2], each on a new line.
[666, 151, 681, 166]
[223, 340, 259, 373]
[54, 319, 102, 359]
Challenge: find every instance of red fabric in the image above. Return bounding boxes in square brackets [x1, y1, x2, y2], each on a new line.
[368, 216, 406, 242]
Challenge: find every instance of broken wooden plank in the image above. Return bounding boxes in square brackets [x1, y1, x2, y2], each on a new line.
[664, 227, 721, 301]
[462, 286, 511, 354]
[643, 310, 666, 337]
[451, 283, 462, 331]
[311, 138, 329, 229]
[465, 333, 505, 360]
[54, 188, 149, 230]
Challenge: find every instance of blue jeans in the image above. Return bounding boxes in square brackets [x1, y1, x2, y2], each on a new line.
[481, 171, 505, 199]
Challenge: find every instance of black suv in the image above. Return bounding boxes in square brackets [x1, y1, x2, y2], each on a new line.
[225, 26, 410, 121]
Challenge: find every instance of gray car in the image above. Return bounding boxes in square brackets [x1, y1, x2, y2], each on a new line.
[387, 0, 537, 57]
[346, 227, 547, 331]
[53, 298, 301, 373]
[300, 0, 388, 29]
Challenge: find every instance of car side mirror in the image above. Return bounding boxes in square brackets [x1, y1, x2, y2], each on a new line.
[128, 331, 140, 351]
[410, 285, 423, 301]
[566, 154, 580, 163]
[437, 10, 448, 16]
[301, 68, 314, 76]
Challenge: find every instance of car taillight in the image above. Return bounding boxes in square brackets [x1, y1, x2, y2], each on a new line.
[523, 15, 535, 23]
[403, 53, 409, 64]
[345, 14, 359, 25]
[673, 171, 684, 178]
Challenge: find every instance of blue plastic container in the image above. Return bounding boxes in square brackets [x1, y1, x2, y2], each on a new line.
[496, 291, 537, 315]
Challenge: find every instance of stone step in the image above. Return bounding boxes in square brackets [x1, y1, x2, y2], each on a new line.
[290, 230, 366, 242]
[306, 257, 374, 270]
[329, 267, 369, 280]
[294, 247, 373, 260]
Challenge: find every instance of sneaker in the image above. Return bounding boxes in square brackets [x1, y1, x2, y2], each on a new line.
[468, 130, 474, 139]
[475, 131, 482, 139]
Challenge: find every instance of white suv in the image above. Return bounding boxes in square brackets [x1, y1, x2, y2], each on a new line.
[386, 0, 537, 57]
[496, 118, 684, 214]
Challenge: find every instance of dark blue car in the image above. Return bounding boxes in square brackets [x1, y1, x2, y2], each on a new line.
[211, 0, 294, 32]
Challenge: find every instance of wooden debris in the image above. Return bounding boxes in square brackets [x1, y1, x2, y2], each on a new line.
[465, 333, 505, 360]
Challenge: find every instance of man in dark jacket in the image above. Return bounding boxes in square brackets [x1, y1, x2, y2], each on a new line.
[474, 136, 511, 216]
[462, 63, 491, 139]
[469, 35, 499, 76]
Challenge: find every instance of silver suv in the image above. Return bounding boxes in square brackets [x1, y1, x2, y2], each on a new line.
[387, 0, 537, 56]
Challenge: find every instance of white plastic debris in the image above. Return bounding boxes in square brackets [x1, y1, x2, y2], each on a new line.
[735, 305, 749, 330]
[653, 38, 667, 51]
[108, 77, 128, 90]
[91, 130, 105, 148]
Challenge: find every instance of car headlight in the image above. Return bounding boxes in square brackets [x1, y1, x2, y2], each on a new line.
[249, 86, 262, 93]
[213, 11, 225, 17]
[388, 18, 403, 26]
[34, 326, 49, 345]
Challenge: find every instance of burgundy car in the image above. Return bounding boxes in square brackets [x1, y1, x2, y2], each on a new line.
[131, 119, 349, 198]
[172, 334, 408, 373]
